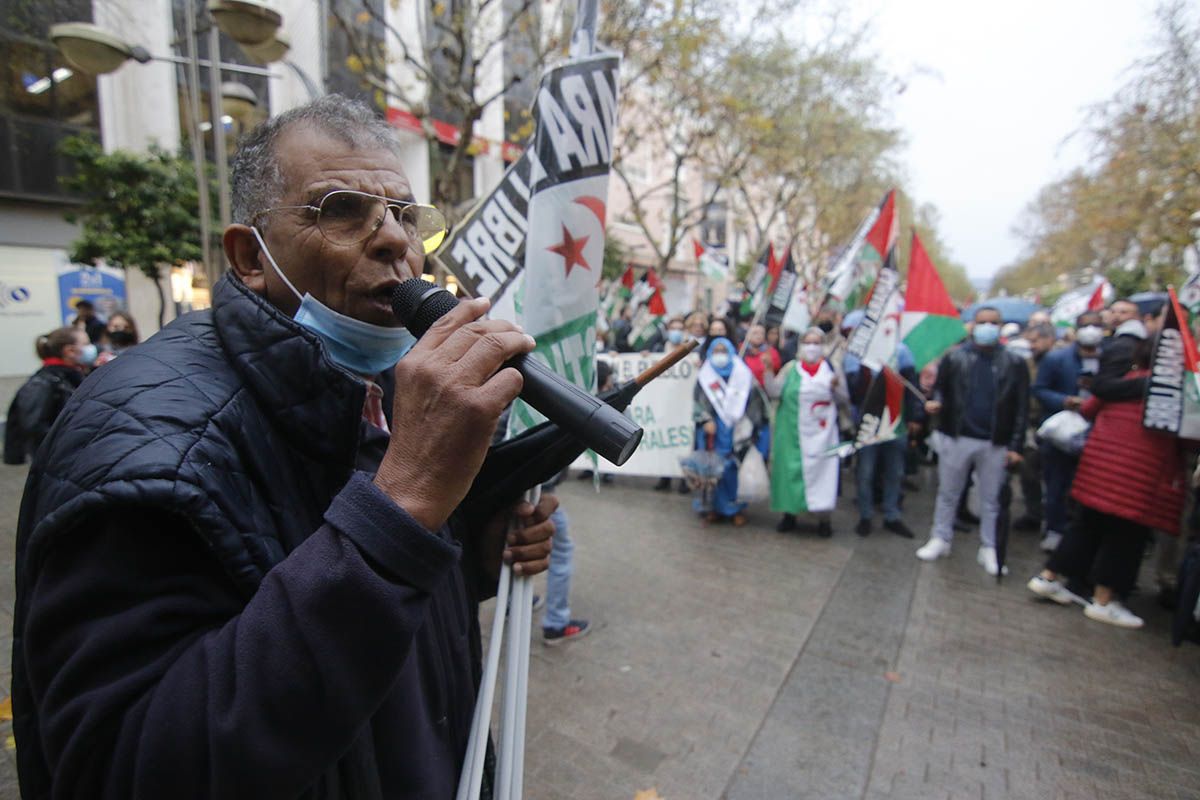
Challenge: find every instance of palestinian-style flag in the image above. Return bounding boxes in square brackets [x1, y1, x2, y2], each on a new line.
[694, 239, 728, 281]
[855, 366, 906, 447]
[823, 189, 895, 310]
[1143, 287, 1200, 438]
[900, 232, 966, 370]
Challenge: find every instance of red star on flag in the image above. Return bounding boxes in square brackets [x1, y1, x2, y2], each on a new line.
[547, 225, 591, 277]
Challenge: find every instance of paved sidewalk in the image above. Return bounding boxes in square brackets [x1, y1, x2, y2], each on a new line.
[1, 461, 1198, 799]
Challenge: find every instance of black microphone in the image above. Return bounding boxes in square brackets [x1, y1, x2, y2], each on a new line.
[391, 279, 643, 466]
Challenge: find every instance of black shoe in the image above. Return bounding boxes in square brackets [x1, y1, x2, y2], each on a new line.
[817, 520, 833, 538]
[776, 513, 797, 533]
[543, 619, 591, 645]
[677, 480, 691, 494]
[654, 477, 672, 492]
[1158, 585, 1178, 610]
[576, 469, 594, 480]
[884, 519, 915, 539]
[1013, 515, 1041, 532]
[855, 518, 872, 537]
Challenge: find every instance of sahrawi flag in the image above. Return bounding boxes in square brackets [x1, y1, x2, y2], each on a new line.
[900, 232, 966, 370]
[1143, 287, 1200, 439]
[856, 366, 906, 446]
[435, 43, 621, 436]
[763, 246, 798, 327]
[630, 269, 667, 349]
[1050, 279, 1110, 327]
[824, 188, 895, 310]
[694, 238, 728, 281]
[845, 197, 901, 369]
[740, 243, 776, 318]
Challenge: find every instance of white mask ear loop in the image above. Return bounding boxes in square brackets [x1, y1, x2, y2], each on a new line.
[252, 226, 304, 303]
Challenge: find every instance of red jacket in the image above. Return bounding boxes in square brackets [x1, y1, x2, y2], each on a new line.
[744, 346, 782, 387]
[1071, 371, 1188, 533]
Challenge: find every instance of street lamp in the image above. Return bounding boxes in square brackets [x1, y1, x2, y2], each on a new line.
[49, 2, 285, 290]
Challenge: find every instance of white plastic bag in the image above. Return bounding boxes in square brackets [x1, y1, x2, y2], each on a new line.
[1037, 410, 1091, 455]
[737, 447, 769, 503]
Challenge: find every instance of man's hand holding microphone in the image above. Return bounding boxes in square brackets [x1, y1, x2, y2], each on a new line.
[371, 295, 556, 577]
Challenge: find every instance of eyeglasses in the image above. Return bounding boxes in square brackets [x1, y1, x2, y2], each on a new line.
[255, 189, 448, 253]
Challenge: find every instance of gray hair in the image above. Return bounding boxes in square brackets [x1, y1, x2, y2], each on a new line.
[230, 94, 403, 226]
[803, 326, 826, 341]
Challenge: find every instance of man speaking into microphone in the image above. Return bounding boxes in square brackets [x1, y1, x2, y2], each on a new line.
[12, 95, 555, 799]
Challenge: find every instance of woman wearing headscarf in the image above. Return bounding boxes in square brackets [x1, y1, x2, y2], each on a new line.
[693, 337, 770, 525]
[770, 327, 849, 537]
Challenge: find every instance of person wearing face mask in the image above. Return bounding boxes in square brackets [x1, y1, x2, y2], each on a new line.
[4, 328, 91, 465]
[1032, 311, 1104, 552]
[648, 316, 686, 353]
[94, 311, 141, 366]
[11, 96, 557, 799]
[917, 307, 1030, 575]
[693, 338, 770, 525]
[741, 323, 782, 387]
[770, 328, 849, 537]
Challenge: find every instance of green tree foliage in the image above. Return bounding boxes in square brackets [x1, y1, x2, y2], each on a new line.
[59, 135, 207, 326]
[994, 1, 1200, 298]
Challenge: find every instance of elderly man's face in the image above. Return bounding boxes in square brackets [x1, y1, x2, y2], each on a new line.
[252, 125, 424, 327]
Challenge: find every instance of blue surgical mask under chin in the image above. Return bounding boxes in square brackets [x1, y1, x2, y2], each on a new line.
[973, 322, 1000, 346]
[253, 227, 416, 376]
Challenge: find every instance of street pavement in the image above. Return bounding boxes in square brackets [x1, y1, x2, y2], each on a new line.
[1, 460, 1198, 799]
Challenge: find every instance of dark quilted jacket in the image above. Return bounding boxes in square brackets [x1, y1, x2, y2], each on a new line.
[12, 275, 483, 799]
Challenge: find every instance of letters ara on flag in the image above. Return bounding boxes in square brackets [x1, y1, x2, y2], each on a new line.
[1143, 287, 1200, 438]
[900, 232, 966, 370]
[434, 47, 623, 437]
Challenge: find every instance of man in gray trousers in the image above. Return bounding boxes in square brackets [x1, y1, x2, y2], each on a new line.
[916, 306, 1029, 575]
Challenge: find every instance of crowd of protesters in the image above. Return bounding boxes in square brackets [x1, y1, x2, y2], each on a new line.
[596, 288, 1199, 635]
[7, 286, 1199, 638]
[4, 301, 140, 464]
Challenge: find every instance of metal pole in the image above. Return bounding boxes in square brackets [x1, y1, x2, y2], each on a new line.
[208, 22, 232, 242]
[182, 0, 214, 289]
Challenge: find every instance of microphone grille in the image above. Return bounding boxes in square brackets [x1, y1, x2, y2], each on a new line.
[391, 278, 459, 337]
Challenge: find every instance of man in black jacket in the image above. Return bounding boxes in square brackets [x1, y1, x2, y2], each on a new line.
[3, 327, 88, 464]
[1092, 298, 1160, 401]
[916, 306, 1029, 575]
[12, 95, 555, 799]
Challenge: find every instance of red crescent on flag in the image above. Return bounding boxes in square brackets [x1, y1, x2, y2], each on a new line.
[574, 196, 607, 225]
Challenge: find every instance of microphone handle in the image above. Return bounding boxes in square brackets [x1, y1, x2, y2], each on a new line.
[509, 353, 642, 466]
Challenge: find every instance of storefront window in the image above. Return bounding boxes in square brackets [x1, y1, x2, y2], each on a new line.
[0, 0, 100, 202]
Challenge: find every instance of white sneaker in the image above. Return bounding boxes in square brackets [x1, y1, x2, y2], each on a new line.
[1027, 575, 1074, 604]
[976, 546, 1008, 576]
[1039, 531, 1063, 552]
[1084, 601, 1144, 629]
[916, 537, 951, 561]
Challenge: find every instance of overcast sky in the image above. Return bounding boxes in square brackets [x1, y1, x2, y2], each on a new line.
[845, 0, 1161, 287]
